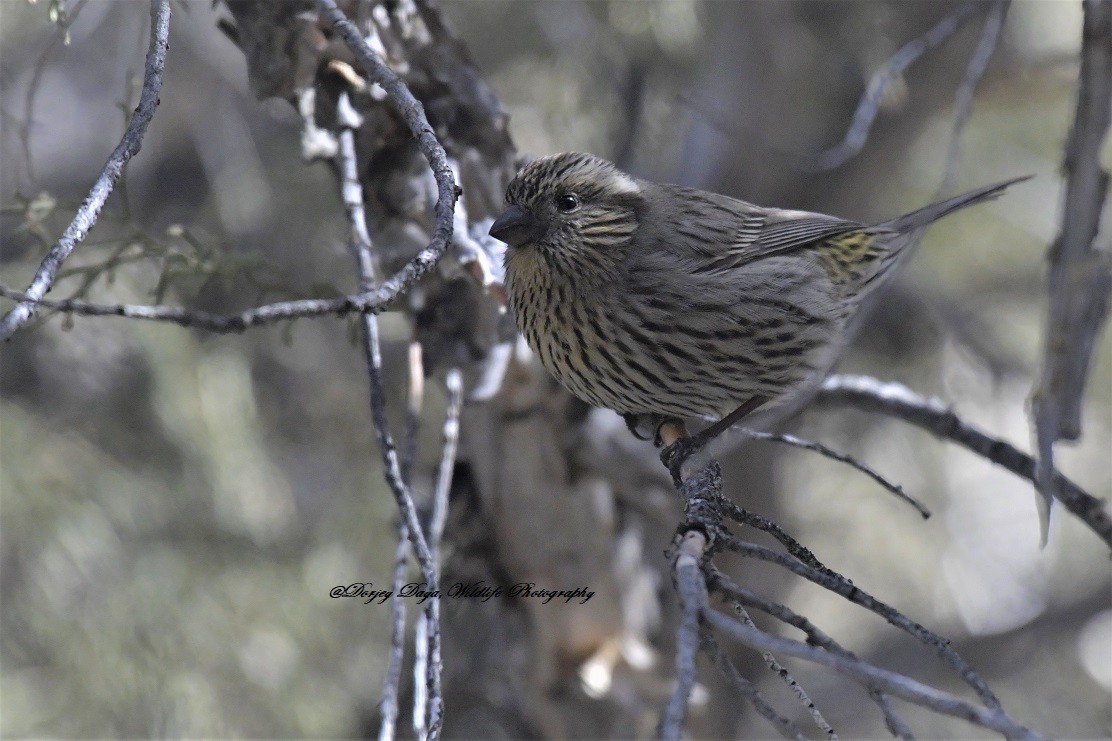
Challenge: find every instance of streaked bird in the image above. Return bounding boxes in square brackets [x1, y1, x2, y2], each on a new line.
[490, 152, 1025, 475]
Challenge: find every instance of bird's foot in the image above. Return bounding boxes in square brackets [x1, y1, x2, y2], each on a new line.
[656, 419, 695, 486]
[622, 413, 656, 441]
[661, 436, 707, 488]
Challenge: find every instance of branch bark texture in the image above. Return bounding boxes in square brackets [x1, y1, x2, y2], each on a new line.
[0, 0, 171, 341]
[1031, 0, 1112, 519]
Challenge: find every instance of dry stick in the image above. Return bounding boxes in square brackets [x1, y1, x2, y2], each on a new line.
[817, 374, 1112, 549]
[706, 566, 914, 740]
[0, 286, 396, 331]
[333, 92, 441, 740]
[703, 610, 1041, 741]
[661, 530, 708, 741]
[381, 523, 409, 741]
[665, 465, 827, 739]
[936, 0, 1009, 198]
[314, 2, 462, 731]
[735, 428, 930, 518]
[413, 368, 462, 738]
[719, 535, 1002, 712]
[701, 629, 807, 741]
[712, 492, 996, 726]
[315, 0, 458, 337]
[381, 344, 425, 741]
[670, 465, 986, 738]
[802, 1, 983, 171]
[412, 618, 429, 740]
[0, 0, 170, 341]
[0, 0, 457, 337]
[430, 369, 462, 560]
[732, 603, 837, 740]
[714, 499, 826, 571]
[1032, 0, 1112, 532]
[674, 463, 999, 739]
[383, 341, 426, 741]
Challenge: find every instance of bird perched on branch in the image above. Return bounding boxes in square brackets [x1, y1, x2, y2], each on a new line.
[490, 152, 1025, 480]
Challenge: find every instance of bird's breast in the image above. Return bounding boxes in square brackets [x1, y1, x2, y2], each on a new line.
[504, 249, 639, 411]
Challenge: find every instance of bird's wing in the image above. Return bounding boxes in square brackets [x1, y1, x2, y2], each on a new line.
[647, 185, 865, 275]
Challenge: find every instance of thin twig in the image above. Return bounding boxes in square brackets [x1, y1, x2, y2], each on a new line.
[414, 368, 461, 737]
[381, 351, 425, 741]
[736, 428, 930, 519]
[937, 0, 1009, 198]
[0, 285, 400, 332]
[660, 530, 707, 741]
[334, 89, 441, 739]
[714, 500, 827, 571]
[672, 460, 997, 713]
[429, 368, 462, 559]
[703, 610, 1041, 740]
[719, 535, 1001, 711]
[801, 1, 983, 171]
[701, 628, 807, 740]
[732, 603, 837, 739]
[380, 522, 409, 741]
[1032, 0, 1112, 540]
[315, 2, 459, 373]
[383, 340, 424, 741]
[382, 338, 426, 740]
[706, 566, 914, 740]
[817, 374, 1112, 549]
[413, 609, 429, 741]
[0, 0, 171, 340]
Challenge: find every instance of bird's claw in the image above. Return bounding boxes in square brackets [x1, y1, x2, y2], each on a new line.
[623, 413, 655, 441]
[660, 436, 700, 487]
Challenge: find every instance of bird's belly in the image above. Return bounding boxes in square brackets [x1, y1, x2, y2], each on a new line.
[513, 284, 837, 420]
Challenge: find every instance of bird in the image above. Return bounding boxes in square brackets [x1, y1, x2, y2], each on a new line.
[489, 152, 1025, 480]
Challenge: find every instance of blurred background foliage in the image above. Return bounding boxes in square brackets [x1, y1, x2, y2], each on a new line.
[0, 0, 1109, 737]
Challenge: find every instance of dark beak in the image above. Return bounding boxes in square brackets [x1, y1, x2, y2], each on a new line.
[489, 204, 544, 247]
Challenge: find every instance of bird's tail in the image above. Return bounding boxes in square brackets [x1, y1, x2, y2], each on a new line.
[880, 175, 1032, 233]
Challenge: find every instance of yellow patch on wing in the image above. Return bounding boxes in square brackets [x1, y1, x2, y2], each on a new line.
[815, 231, 880, 285]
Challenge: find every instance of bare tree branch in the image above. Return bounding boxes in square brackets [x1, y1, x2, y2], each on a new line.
[938, 0, 1009, 197]
[332, 86, 443, 738]
[381, 340, 425, 741]
[706, 566, 913, 740]
[430, 369, 463, 561]
[0, 0, 171, 341]
[315, 0, 459, 345]
[0, 285, 400, 332]
[414, 368, 461, 738]
[717, 536, 1001, 711]
[801, 1, 984, 171]
[732, 604, 837, 739]
[702, 625, 807, 740]
[817, 374, 1112, 549]
[661, 530, 707, 741]
[1032, 0, 1112, 538]
[734, 428, 930, 518]
[401, 340, 426, 486]
[703, 609, 1041, 740]
[381, 518, 409, 741]
[657, 455, 1030, 738]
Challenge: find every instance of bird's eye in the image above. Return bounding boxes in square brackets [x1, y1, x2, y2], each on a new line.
[555, 193, 580, 213]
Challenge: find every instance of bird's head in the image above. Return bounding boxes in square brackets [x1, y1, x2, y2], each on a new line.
[491, 153, 643, 275]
